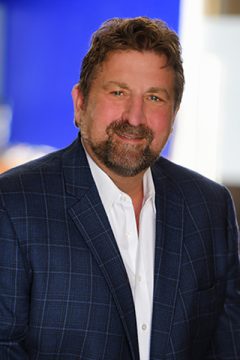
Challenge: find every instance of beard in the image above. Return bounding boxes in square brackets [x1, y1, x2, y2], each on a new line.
[83, 120, 160, 177]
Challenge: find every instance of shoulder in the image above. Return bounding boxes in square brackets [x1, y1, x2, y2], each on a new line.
[0, 139, 81, 208]
[0, 148, 62, 190]
[153, 157, 239, 232]
[152, 156, 230, 204]
[0, 138, 79, 185]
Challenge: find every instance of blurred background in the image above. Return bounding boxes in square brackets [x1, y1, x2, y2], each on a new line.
[0, 0, 239, 223]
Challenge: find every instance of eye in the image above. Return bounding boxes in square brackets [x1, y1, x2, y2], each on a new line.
[148, 94, 161, 102]
[111, 90, 124, 97]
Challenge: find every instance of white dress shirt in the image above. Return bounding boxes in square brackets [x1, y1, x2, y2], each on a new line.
[85, 151, 156, 360]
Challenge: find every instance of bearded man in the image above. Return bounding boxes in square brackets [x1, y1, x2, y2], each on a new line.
[0, 17, 239, 360]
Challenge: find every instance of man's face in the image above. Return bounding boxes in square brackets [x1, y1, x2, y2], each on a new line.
[73, 50, 178, 177]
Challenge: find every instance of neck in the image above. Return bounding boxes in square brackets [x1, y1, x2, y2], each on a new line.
[84, 143, 146, 228]
[83, 140, 145, 197]
[108, 170, 144, 230]
[108, 170, 144, 197]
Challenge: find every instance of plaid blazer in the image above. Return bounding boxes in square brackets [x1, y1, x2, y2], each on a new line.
[0, 136, 239, 359]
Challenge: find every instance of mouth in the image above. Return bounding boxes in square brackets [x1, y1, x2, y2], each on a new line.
[114, 132, 147, 144]
[107, 120, 154, 144]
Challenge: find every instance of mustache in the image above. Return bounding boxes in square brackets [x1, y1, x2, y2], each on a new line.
[106, 120, 154, 142]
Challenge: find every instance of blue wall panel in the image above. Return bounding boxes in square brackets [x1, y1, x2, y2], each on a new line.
[3, 0, 180, 150]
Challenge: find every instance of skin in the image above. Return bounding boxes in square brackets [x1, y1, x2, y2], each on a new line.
[72, 50, 179, 225]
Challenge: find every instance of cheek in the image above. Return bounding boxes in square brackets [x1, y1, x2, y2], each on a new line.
[82, 108, 118, 141]
[149, 113, 174, 148]
[150, 113, 173, 135]
[91, 100, 122, 128]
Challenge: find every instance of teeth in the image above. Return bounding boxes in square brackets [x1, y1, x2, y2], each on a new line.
[118, 132, 143, 140]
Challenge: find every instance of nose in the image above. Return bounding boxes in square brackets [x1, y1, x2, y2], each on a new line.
[122, 96, 146, 126]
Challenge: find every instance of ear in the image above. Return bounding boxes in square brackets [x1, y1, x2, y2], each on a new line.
[71, 84, 85, 125]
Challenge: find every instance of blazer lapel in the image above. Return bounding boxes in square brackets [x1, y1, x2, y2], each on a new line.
[63, 138, 139, 360]
[150, 163, 184, 357]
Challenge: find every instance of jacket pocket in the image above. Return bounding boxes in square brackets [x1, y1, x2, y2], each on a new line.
[194, 281, 225, 342]
[196, 281, 225, 317]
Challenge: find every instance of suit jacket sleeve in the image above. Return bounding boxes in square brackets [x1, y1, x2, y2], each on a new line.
[206, 188, 240, 359]
[0, 207, 30, 359]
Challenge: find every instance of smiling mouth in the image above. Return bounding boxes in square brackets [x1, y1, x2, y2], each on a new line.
[115, 134, 147, 144]
[107, 120, 154, 144]
[114, 130, 146, 142]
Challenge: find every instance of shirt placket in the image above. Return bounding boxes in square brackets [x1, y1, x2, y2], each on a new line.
[118, 194, 138, 291]
[134, 199, 154, 360]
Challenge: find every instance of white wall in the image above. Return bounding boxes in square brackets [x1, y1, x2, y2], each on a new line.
[171, 0, 240, 185]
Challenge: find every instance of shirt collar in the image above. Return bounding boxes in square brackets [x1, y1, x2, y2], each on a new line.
[84, 147, 155, 212]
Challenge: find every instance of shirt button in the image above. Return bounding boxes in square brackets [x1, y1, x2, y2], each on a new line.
[138, 275, 142, 282]
[142, 324, 147, 331]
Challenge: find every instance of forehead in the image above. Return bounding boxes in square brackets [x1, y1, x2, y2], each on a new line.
[101, 49, 169, 70]
[93, 50, 175, 90]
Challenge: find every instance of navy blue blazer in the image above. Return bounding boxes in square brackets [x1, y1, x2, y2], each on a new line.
[0, 136, 239, 359]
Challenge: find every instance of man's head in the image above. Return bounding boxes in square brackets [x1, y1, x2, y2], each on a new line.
[72, 17, 184, 178]
[79, 16, 184, 111]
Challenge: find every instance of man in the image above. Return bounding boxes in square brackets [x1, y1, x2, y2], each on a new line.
[0, 17, 239, 360]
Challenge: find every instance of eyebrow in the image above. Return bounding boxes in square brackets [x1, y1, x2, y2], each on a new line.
[102, 81, 129, 90]
[103, 82, 170, 99]
[147, 87, 170, 99]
